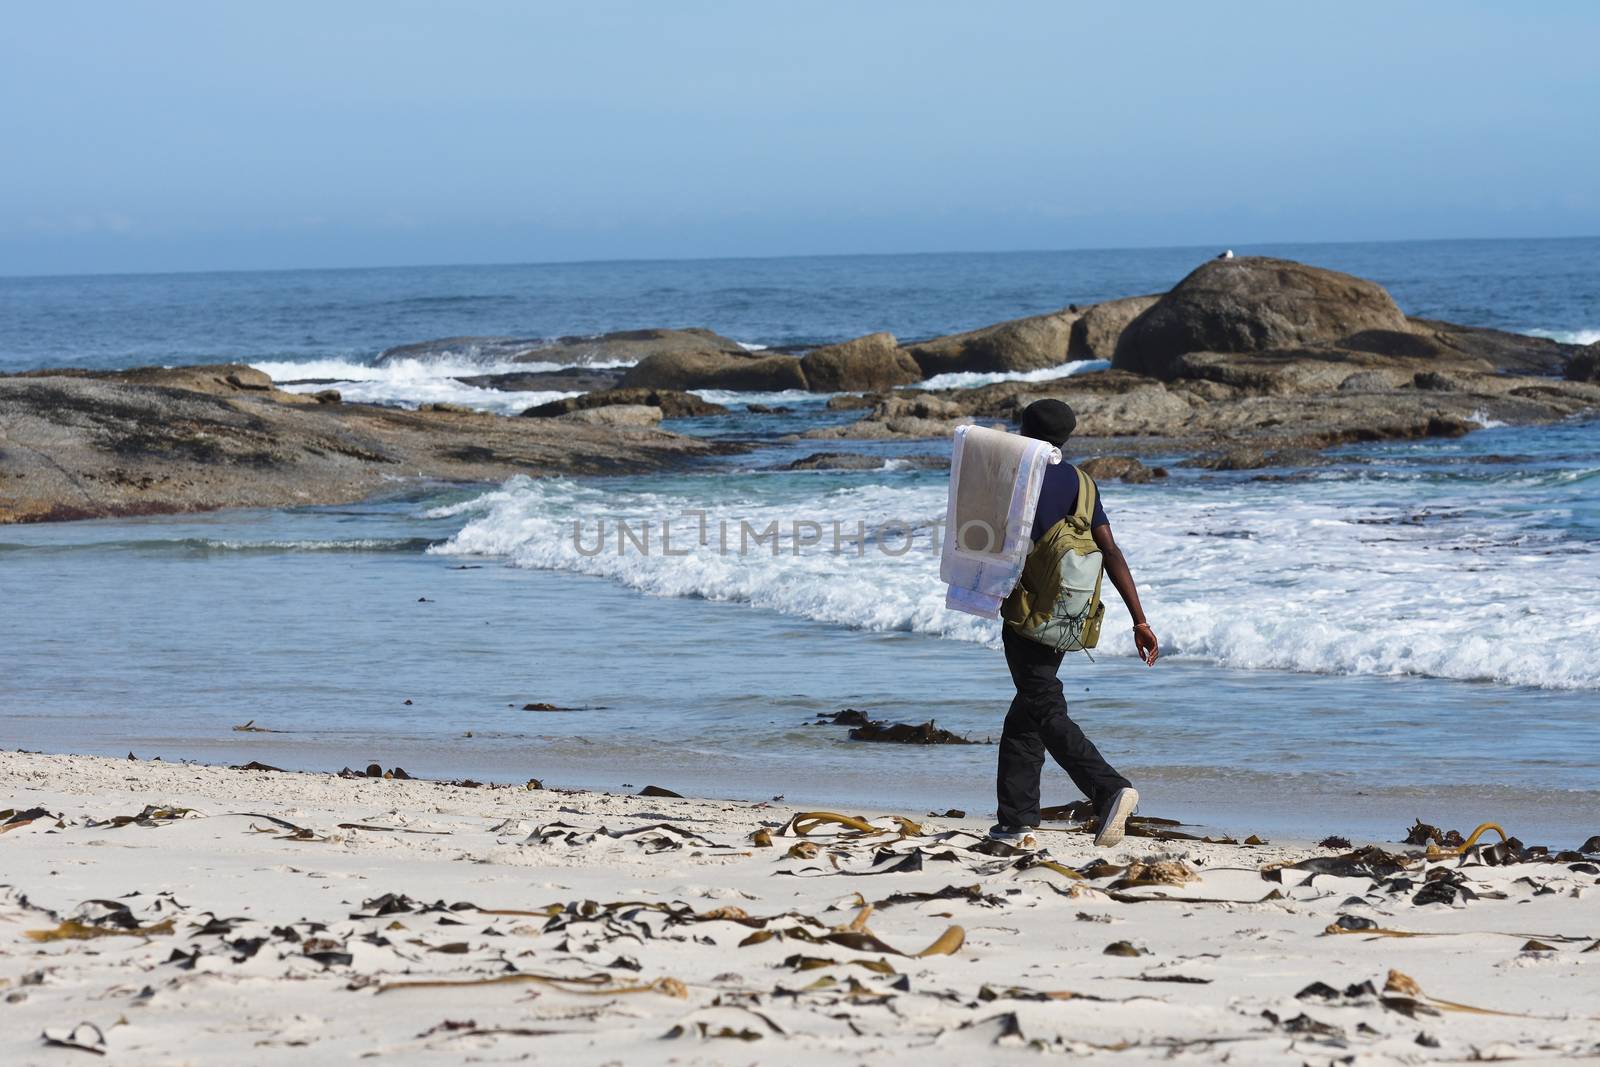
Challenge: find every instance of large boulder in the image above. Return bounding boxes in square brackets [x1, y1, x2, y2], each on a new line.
[1113, 258, 1411, 379]
[1068, 295, 1162, 360]
[619, 350, 807, 391]
[901, 309, 1080, 377]
[520, 388, 726, 419]
[799, 332, 921, 392]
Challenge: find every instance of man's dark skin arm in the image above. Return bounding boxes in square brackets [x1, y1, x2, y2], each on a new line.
[1093, 522, 1159, 666]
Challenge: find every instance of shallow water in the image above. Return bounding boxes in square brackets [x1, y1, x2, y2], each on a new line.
[3, 423, 1597, 845]
[3, 239, 1598, 844]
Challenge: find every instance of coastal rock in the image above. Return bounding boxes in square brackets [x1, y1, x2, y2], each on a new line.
[1408, 319, 1578, 376]
[0, 371, 731, 524]
[1567, 344, 1600, 382]
[514, 327, 750, 365]
[784, 452, 886, 471]
[377, 328, 749, 367]
[825, 392, 884, 411]
[1113, 258, 1411, 378]
[901, 308, 1080, 377]
[782, 451, 946, 471]
[555, 404, 664, 428]
[1069, 295, 1162, 359]
[798, 333, 921, 392]
[456, 367, 628, 393]
[1078, 455, 1159, 484]
[619, 350, 807, 392]
[521, 388, 726, 419]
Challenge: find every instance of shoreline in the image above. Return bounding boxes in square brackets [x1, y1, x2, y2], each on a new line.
[3, 750, 1597, 1064]
[11, 743, 1600, 856]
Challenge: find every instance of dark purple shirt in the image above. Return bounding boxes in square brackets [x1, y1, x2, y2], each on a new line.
[1029, 462, 1109, 543]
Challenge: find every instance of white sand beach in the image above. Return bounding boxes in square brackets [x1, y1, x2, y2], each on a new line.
[2, 750, 1597, 1064]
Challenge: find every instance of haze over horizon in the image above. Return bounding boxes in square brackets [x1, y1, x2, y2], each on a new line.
[3, 1, 1597, 277]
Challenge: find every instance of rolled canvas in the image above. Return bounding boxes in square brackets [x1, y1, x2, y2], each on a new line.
[940, 424, 1061, 618]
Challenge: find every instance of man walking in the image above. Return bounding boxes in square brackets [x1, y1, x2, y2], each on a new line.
[992, 399, 1160, 849]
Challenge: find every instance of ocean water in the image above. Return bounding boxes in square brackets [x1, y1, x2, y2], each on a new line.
[2, 239, 1598, 843]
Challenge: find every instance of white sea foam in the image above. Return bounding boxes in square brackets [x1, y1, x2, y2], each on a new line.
[250, 357, 581, 414]
[1526, 327, 1600, 346]
[689, 388, 828, 408]
[737, 341, 769, 352]
[427, 472, 1600, 690]
[914, 360, 1109, 391]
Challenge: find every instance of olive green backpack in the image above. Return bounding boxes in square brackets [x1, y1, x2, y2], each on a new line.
[1001, 467, 1106, 652]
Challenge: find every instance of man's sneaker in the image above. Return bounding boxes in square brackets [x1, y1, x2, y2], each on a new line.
[1094, 787, 1139, 847]
[987, 824, 1039, 850]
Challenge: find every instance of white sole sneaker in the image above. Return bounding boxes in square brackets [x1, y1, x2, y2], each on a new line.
[1094, 788, 1139, 847]
[987, 828, 1039, 851]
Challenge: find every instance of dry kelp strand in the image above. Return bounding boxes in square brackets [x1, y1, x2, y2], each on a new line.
[40, 1022, 106, 1055]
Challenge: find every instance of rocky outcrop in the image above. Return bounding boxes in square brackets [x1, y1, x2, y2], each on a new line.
[1566, 343, 1600, 382]
[0, 370, 733, 524]
[806, 354, 1600, 448]
[456, 367, 627, 393]
[520, 388, 726, 419]
[620, 349, 807, 391]
[377, 328, 749, 367]
[1069, 296, 1161, 360]
[1406, 319, 1576, 376]
[901, 309, 1080, 377]
[798, 333, 921, 392]
[554, 404, 663, 428]
[1114, 258, 1411, 379]
[781, 451, 946, 471]
[1078, 455, 1163, 484]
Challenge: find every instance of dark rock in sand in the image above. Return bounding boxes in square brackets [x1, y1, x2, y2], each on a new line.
[798, 332, 922, 392]
[901, 308, 1080, 377]
[848, 719, 977, 745]
[637, 785, 683, 798]
[1078, 455, 1157, 484]
[1069, 295, 1162, 360]
[1114, 257, 1411, 379]
[0, 368, 735, 524]
[521, 388, 727, 419]
[620, 349, 807, 392]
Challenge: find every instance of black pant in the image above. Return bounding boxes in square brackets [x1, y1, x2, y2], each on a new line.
[996, 625, 1131, 828]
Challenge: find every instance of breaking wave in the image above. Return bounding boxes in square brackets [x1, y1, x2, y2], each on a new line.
[426, 471, 1600, 690]
[250, 357, 582, 414]
[915, 360, 1109, 391]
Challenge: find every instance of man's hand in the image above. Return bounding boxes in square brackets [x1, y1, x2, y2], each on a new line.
[1133, 622, 1159, 666]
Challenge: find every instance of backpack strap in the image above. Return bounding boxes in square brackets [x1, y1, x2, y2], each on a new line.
[1070, 467, 1097, 530]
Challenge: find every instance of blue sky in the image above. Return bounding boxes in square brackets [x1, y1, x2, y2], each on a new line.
[2, 2, 1597, 275]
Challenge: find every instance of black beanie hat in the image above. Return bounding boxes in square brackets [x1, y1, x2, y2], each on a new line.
[1018, 398, 1077, 446]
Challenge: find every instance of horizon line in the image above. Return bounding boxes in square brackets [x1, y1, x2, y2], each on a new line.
[4, 232, 1599, 284]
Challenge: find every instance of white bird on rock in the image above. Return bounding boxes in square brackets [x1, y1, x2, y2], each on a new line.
[1218, 249, 1234, 259]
